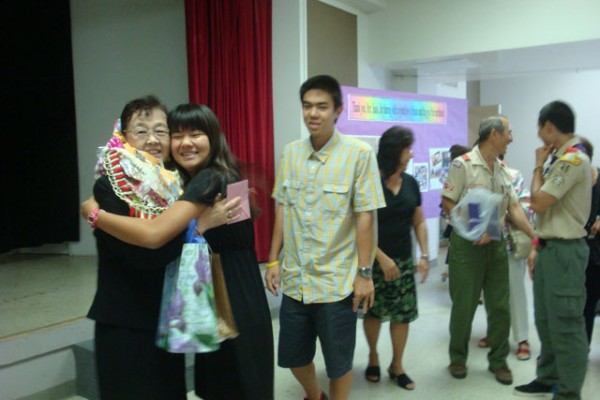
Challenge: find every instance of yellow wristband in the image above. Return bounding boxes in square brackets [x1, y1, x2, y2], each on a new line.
[266, 261, 279, 268]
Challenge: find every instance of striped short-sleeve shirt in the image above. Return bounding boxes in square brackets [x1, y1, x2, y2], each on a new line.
[272, 131, 385, 303]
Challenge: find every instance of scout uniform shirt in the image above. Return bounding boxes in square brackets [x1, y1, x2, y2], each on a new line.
[536, 137, 591, 239]
[442, 146, 519, 231]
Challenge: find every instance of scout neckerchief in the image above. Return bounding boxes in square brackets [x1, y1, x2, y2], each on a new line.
[543, 140, 588, 175]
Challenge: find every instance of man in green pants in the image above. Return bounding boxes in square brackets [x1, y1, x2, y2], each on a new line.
[514, 101, 590, 400]
[442, 116, 534, 385]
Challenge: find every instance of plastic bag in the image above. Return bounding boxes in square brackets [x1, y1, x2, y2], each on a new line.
[450, 188, 503, 241]
[157, 220, 239, 353]
[156, 221, 220, 353]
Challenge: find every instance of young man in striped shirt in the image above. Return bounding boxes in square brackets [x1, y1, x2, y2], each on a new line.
[266, 75, 385, 400]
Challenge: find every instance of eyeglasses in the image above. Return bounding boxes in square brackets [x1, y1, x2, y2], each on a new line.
[125, 128, 169, 139]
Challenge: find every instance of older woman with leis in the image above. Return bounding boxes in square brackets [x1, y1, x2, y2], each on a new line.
[87, 96, 235, 400]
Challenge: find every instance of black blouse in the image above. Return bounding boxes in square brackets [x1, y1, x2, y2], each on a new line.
[377, 172, 421, 259]
[180, 168, 255, 253]
[88, 176, 184, 330]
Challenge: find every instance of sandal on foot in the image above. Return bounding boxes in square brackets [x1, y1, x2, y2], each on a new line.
[388, 367, 415, 390]
[365, 365, 381, 382]
[516, 341, 531, 361]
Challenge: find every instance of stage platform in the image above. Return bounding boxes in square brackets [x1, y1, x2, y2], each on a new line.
[0, 254, 96, 400]
[0, 253, 279, 400]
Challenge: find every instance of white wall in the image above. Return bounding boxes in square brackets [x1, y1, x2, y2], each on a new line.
[481, 69, 600, 185]
[272, 0, 308, 171]
[366, 0, 600, 64]
[69, 0, 189, 255]
[355, 2, 388, 90]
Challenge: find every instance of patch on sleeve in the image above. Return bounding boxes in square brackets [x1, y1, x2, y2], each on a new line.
[560, 163, 570, 173]
[552, 175, 565, 187]
[452, 159, 462, 168]
[443, 182, 455, 191]
[558, 152, 581, 166]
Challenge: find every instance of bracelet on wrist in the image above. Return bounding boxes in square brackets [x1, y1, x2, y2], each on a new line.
[532, 237, 540, 250]
[533, 165, 543, 173]
[266, 260, 279, 268]
[87, 208, 104, 229]
[420, 254, 429, 260]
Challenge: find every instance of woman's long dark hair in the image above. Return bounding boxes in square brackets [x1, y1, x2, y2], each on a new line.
[168, 103, 241, 203]
[377, 126, 414, 180]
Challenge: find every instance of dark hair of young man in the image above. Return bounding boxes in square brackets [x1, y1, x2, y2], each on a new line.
[538, 100, 575, 134]
[299, 75, 343, 110]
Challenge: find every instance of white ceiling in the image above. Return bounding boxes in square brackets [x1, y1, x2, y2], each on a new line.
[388, 39, 600, 82]
[334, 0, 600, 82]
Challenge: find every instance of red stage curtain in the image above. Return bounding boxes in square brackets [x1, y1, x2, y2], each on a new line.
[185, 0, 274, 261]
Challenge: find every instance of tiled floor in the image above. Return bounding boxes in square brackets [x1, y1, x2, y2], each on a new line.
[260, 269, 600, 400]
[2, 252, 598, 399]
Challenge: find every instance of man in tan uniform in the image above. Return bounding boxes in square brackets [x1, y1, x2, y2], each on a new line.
[442, 116, 534, 385]
[514, 101, 590, 400]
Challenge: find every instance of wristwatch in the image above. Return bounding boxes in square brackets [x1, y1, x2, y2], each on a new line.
[358, 266, 373, 279]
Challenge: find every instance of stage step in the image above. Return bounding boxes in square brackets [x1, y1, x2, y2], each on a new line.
[0, 318, 93, 400]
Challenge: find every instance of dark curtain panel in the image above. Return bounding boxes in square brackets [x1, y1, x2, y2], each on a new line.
[3, 1, 80, 253]
[185, 0, 274, 261]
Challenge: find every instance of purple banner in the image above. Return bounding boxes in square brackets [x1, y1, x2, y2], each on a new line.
[337, 86, 468, 218]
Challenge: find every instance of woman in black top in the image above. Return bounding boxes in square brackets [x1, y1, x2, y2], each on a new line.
[89, 96, 188, 400]
[580, 138, 600, 344]
[363, 126, 429, 390]
[83, 103, 274, 400]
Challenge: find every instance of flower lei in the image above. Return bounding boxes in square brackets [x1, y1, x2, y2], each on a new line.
[95, 119, 183, 219]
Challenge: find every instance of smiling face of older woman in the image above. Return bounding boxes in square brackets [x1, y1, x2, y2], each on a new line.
[123, 107, 170, 161]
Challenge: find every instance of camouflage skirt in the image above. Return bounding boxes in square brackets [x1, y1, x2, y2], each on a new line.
[366, 256, 418, 324]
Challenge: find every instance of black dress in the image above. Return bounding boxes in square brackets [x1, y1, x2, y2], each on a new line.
[367, 173, 421, 323]
[180, 168, 274, 400]
[89, 176, 187, 400]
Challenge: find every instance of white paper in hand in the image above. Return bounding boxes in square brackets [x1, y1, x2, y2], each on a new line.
[226, 180, 250, 224]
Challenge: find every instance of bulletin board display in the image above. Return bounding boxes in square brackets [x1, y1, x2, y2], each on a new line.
[337, 86, 468, 218]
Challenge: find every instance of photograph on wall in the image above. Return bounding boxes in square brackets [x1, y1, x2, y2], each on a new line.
[429, 147, 450, 190]
[440, 148, 452, 186]
[405, 158, 414, 176]
[413, 163, 429, 192]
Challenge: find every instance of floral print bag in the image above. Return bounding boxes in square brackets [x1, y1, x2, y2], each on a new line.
[156, 220, 238, 353]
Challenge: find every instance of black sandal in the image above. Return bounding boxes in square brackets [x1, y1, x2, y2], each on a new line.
[388, 367, 414, 390]
[364, 365, 381, 383]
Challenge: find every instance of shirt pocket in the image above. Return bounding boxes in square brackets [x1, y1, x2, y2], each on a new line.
[323, 183, 351, 213]
[282, 179, 301, 206]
